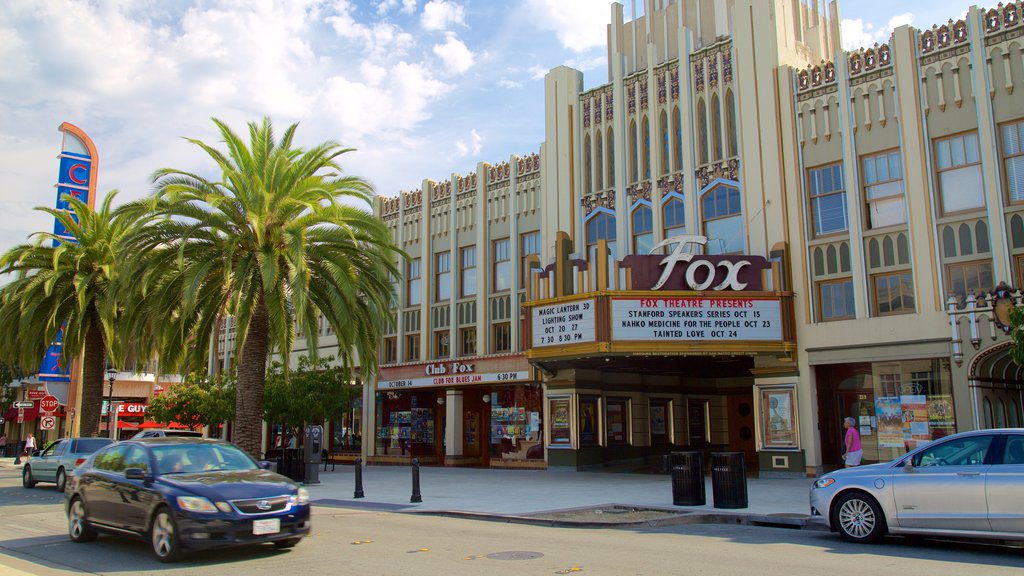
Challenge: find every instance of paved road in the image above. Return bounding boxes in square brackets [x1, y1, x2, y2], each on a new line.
[1, 468, 1022, 576]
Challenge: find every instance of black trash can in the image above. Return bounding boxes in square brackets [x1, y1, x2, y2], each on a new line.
[710, 452, 747, 509]
[670, 451, 706, 506]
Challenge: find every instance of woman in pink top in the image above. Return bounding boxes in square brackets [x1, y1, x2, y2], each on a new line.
[843, 417, 862, 467]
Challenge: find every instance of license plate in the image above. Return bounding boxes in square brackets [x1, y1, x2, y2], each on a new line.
[252, 518, 280, 535]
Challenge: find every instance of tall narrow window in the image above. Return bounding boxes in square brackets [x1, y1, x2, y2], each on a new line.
[946, 260, 993, 298]
[701, 185, 743, 254]
[872, 272, 915, 316]
[583, 134, 592, 194]
[630, 120, 639, 182]
[1001, 120, 1024, 203]
[434, 330, 450, 359]
[520, 231, 541, 289]
[642, 116, 651, 179]
[383, 337, 397, 364]
[435, 251, 450, 302]
[672, 106, 683, 171]
[711, 95, 723, 161]
[460, 246, 476, 298]
[595, 130, 604, 190]
[863, 150, 906, 229]
[808, 164, 848, 236]
[405, 334, 420, 361]
[607, 128, 615, 184]
[407, 258, 421, 306]
[492, 322, 511, 353]
[726, 90, 738, 157]
[935, 132, 984, 214]
[586, 211, 617, 260]
[698, 99, 709, 165]
[493, 238, 511, 292]
[663, 194, 686, 241]
[660, 111, 669, 176]
[818, 279, 855, 321]
[460, 327, 476, 356]
[632, 205, 653, 255]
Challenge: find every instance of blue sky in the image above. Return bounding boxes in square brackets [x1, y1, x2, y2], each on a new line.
[0, 0, 976, 258]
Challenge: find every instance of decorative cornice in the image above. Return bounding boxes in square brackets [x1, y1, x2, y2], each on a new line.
[696, 159, 740, 190]
[627, 181, 652, 205]
[920, 19, 968, 55]
[581, 189, 616, 214]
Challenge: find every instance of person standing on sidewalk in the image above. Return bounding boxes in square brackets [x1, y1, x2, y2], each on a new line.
[842, 417, 862, 467]
[0, 434, 6, 458]
[24, 432, 36, 456]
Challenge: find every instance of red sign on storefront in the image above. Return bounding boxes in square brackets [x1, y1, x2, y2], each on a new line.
[27, 389, 47, 399]
[116, 402, 148, 415]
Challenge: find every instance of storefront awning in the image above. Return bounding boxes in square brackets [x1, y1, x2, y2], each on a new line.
[3, 405, 40, 422]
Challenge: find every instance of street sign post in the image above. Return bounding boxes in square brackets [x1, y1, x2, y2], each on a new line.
[13, 401, 34, 408]
[39, 395, 59, 413]
[17, 408, 24, 424]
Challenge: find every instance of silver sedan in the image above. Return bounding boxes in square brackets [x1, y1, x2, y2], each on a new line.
[809, 428, 1024, 543]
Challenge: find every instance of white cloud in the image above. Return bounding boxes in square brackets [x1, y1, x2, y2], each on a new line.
[524, 0, 606, 53]
[497, 79, 522, 89]
[841, 12, 913, 51]
[455, 129, 483, 157]
[433, 32, 474, 74]
[327, 0, 416, 59]
[421, 0, 464, 31]
[377, 0, 417, 15]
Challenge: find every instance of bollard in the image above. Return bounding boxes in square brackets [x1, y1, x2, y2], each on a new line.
[410, 457, 422, 503]
[354, 457, 365, 499]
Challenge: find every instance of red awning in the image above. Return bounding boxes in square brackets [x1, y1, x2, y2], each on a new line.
[3, 405, 40, 422]
[136, 421, 164, 429]
[167, 422, 189, 429]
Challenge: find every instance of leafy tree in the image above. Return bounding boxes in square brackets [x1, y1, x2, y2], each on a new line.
[1009, 307, 1024, 366]
[0, 193, 148, 437]
[123, 118, 400, 457]
[263, 355, 360, 431]
[146, 374, 236, 431]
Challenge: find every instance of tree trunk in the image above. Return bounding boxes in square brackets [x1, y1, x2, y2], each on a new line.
[234, 293, 270, 458]
[79, 306, 106, 437]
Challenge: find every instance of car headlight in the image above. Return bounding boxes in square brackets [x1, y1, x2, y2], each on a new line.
[297, 487, 310, 505]
[813, 478, 836, 489]
[177, 496, 218, 513]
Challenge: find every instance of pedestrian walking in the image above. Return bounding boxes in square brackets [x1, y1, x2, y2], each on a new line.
[24, 432, 36, 456]
[842, 417, 862, 467]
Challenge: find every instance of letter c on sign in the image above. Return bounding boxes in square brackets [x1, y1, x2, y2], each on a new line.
[69, 164, 88, 185]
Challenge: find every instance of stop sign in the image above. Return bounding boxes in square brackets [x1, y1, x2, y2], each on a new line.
[39, 395, 60, 413]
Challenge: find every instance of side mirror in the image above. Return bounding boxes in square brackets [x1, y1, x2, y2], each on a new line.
[125, 468, 149, 481]
[257, 460, 273, 470]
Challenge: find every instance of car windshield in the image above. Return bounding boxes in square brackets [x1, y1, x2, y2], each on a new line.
[152, 444, 257, 474]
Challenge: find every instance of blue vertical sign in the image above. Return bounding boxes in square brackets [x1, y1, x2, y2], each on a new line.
[39, 124, 98, 383]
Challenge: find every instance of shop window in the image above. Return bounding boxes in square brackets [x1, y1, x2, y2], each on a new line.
[404, 334, 420, 362]
[760, 386, 798, 449]
[935, 132, 984, 214]
[377, 390, 439, 457]
[946, 260, 993, 299]
[663, 193, 686, 244]
[383, 337, 397, 364]
[435, 251, 450, 302]
[872, 271, 915, 316]
[1002, 120, 1024, 204]
[460, 246, 476, 298]
[808, 164, 847, 237]
[520, 231, 540, 289]
[489, 385, 544, 461]
[492, 238, 511, 292]
[606, 398, 630, 445]
[632, 204, 653, 255]
[579, 396, 601, 447]
[818, 278, 855, 321]
[460, 327, 476, 356]
[407, 258, 421, 306]
[701, 185, 743, 254]
[548, 396, 572, 447]
[433, 330, 449, 359]
[863, 150, 906, 229]
[492, 322, 511, 353]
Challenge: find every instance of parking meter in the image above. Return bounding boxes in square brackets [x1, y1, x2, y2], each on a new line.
[303, 425, 323, 485]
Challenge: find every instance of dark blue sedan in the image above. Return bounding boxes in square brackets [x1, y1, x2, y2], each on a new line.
[64, 437, 311, 562]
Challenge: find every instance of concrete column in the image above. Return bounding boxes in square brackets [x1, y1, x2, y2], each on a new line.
[444, 389, 464, 457]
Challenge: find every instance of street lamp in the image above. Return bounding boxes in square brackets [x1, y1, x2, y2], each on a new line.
[105, 368, 117, 439]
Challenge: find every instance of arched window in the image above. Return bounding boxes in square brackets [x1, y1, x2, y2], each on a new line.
[672, 106, 683, 171]
[583, 134, 592, 193]
[632, 204, 653, 255]
[607, 128, 615, 184]
[983, 397, 994, 428]
[586, 211, 618, 262]
[712, 95, 723, 161]
[726, 90, 738, 157]
[698, 99, 709, 165]
[642, 115, 651, 179]
[701, 184, 743, 254]
[595, 130, 604, 190]
[630, 121, 639, 182]
[660, 111, 669, 176]
[663, 193, 686, 241]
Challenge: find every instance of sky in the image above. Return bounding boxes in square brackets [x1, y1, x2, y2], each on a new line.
[0, 0, 977, 259]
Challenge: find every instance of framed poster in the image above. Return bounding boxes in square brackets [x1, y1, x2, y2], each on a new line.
[548, 396, 572, 447]
[649, 400, 670, 444]
[757, 385, 799, 449]
[579, 396, 600, 447]
[606, 398, 629, 445]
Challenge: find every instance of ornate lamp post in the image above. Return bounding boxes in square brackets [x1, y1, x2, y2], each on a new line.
[105, 368, 117, 439]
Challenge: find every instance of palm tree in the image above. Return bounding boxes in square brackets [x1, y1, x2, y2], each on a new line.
[0, 192, 144, 436]
[125, 117, 400, 457]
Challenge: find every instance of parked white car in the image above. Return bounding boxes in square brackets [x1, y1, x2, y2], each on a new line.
[810, 428, 1024, 543]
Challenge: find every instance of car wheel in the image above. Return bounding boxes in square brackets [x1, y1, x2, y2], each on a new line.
[68, 497, 97, 543]
[273, 537, 302, 549]
[22, 466, 36, 489]
[55, 468, 67, 492]
[833, 491, 887, 543]
[150, 508, 182, 563]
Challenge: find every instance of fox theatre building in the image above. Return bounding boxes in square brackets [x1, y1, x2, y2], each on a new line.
[523, 233, 801, 475]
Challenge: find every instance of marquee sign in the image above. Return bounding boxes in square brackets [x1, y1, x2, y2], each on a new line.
[378, 371, 531, 390]
[531, 299, 597, 347]
[612, 297, 782, 341]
